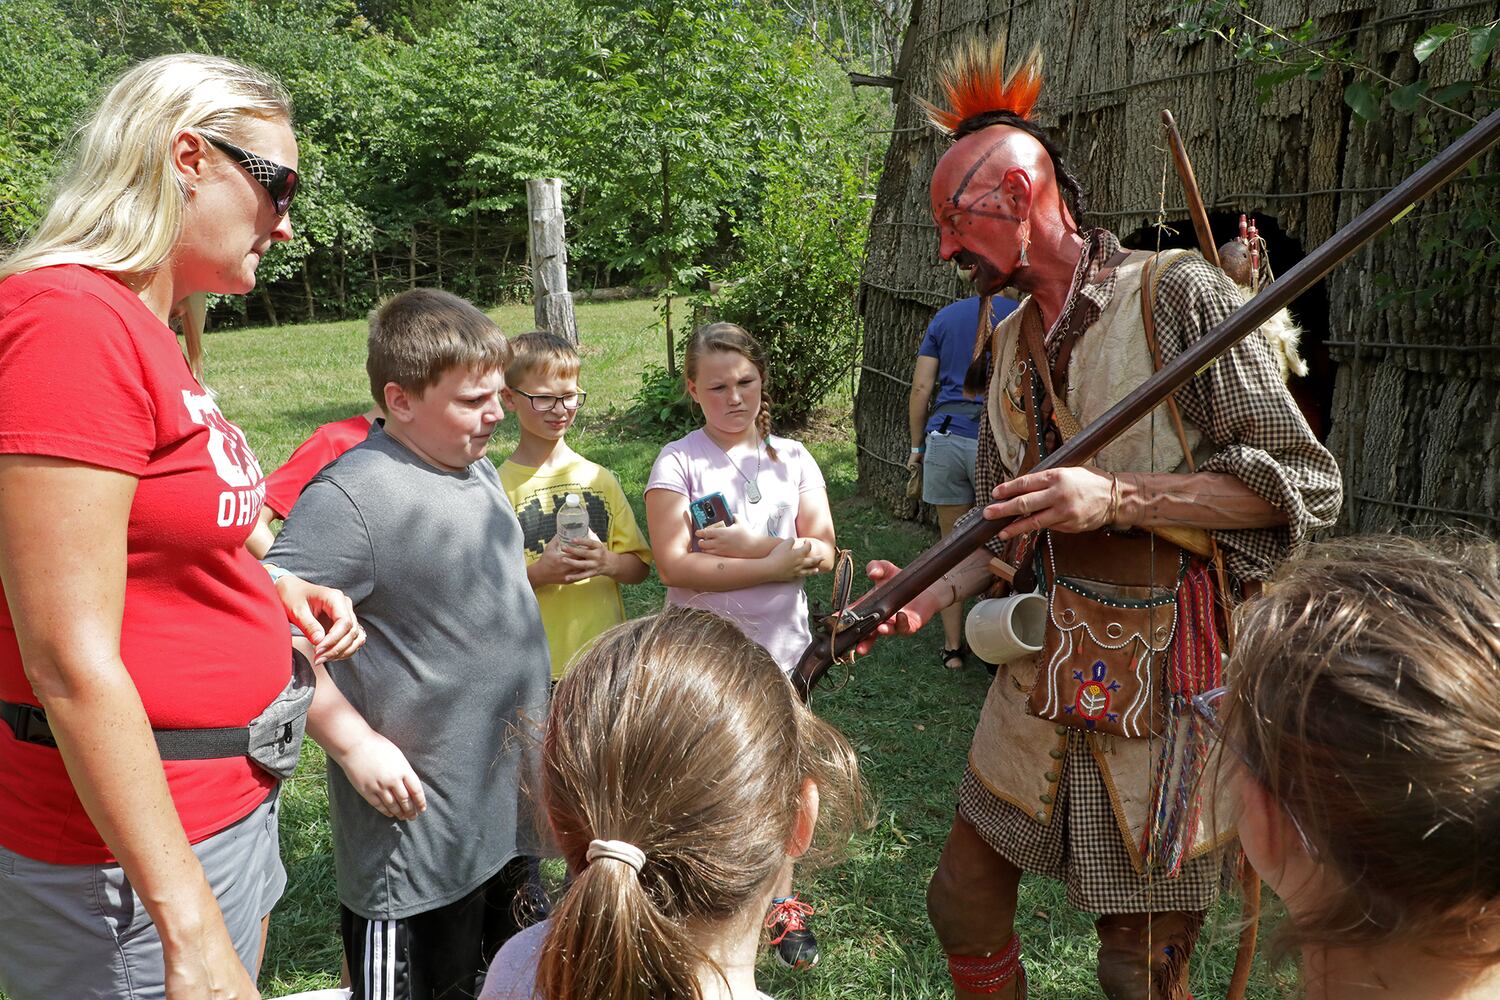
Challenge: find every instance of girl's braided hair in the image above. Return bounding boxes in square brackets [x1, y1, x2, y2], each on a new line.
[685, 321, 780, 462]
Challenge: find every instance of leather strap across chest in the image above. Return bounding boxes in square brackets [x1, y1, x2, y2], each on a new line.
[1014, 249, 1137, 471]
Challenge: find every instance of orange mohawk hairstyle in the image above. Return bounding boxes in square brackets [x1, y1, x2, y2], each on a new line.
[920, 39, 1044, 137]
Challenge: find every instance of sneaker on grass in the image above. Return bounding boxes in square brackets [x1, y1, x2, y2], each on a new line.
[765, 895, 819, 970]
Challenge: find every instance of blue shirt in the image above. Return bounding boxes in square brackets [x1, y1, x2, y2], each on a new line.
[918, 295, 1019, 439]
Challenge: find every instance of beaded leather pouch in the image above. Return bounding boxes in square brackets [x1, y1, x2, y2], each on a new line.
[1026, 537, 1180, 739]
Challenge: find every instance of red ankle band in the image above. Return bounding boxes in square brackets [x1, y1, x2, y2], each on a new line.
[948, 933, 1023, 993]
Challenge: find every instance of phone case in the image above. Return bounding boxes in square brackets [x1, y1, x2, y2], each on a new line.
[690, 492, 735, 529]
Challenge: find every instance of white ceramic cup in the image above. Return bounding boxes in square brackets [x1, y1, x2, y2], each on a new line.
[965, 592, 1047, 665]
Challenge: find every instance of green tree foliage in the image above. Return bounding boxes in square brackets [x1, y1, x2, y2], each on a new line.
[626, 58, 881, 431]
[1168, 3, 1499, 301]
[0, 2, 116, 244]
[714, 155, 868, 427]
[0, 0, 886, 334]
[564, 0, 830, 371]
[778, 0, 911, 76]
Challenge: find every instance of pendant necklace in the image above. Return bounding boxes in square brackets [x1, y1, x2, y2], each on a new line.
[710, 432, 763, 503]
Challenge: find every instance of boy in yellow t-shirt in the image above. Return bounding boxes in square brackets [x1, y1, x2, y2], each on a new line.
[500, 332, 651, 677]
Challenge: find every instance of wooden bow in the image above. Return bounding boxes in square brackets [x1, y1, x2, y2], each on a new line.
[1157, 108, 1261, 1000]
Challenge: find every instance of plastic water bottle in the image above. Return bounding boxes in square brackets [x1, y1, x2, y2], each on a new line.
[556, 493, 589, 543]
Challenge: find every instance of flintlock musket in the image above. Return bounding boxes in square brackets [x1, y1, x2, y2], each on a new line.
[794, 106, 1500, 700]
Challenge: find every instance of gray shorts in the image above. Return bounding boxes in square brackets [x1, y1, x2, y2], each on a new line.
[922, 430, 980, 506]
[0, 787, 285, 1000]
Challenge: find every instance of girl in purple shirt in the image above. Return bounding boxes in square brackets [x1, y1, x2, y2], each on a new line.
[645, 322, 837, 969]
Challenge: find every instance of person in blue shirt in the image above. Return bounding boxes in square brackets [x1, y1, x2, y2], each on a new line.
[907, 291, 1018, 670]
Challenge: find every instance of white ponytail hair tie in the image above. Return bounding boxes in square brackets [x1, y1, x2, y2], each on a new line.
[586, 838, 647, 873]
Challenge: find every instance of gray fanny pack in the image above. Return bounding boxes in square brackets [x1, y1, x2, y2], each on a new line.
[242, 651, 316, 778]
[1, 651, 315, 780]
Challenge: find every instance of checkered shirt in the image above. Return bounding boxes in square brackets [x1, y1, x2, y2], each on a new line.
[974, 229, 1343, 581]
[957, 744, 1226, 913]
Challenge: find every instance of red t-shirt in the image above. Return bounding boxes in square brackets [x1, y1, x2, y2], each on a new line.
[0, 265, 289, 864]
[263, 414, 372, 517]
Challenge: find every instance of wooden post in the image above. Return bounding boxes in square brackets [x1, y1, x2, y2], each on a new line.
[336, 239, 347, 314]
[258, 286, 278, 327]
[659, 148, 674, 375]
[526, 177, 579, 344]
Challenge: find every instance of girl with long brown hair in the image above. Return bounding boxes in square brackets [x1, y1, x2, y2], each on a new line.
[643, 322, 840, 967]
[478, 607, 868, 1000]
[1202, 535, 1500, 999]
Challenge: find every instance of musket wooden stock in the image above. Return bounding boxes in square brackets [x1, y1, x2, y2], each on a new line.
[794, 106, 1500, 700]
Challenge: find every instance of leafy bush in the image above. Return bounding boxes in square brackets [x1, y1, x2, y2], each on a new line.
[711, 157, 868, 427]
[623, 362, 699, 438]
[622, 149, 871, 434]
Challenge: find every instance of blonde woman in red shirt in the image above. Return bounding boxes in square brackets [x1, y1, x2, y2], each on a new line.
[0, 54, 362, 1000]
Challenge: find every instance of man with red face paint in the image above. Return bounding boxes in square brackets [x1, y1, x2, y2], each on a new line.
[859, 43, 1342, 999]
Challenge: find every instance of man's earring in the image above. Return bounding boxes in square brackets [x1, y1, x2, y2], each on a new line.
[1017, 219, 1032, 268]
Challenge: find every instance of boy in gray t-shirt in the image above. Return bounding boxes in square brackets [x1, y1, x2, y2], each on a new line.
[267, 288, 550, 1000]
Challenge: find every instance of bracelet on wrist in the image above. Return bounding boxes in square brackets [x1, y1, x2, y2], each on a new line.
[1104, 472, 1121, 528]
[262, 563, 291, 584]
[911, 445, 925, 454]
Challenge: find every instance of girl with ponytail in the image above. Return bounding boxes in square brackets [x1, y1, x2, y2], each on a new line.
[479, 607, 868, 1000]
[644, 322, 840, 967]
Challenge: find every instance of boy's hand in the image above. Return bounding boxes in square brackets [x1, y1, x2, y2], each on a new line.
[337, 733, 426, 821]
[559, 532, 609, 583]
[695, 520, 775, 559]
[529, 535, 577, 587]
[764, 537, 821, 582]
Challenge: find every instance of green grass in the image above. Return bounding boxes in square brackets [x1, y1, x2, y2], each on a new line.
[204, 296, 1293, 998]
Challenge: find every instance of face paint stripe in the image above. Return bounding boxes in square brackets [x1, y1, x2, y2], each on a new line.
[968, 178, 1012, 209]
[949, 135, 1011, 205]
[962, 207, 1026, 222]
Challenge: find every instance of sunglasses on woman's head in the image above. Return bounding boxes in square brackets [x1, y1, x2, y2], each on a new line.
[206, 136, 299, 216]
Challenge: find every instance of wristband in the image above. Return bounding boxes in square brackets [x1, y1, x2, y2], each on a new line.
[911, 445, 925, 454]
[263, 563, 291, 584]
[1104, 473, 1121, 528]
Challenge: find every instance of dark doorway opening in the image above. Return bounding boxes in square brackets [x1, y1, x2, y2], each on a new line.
[1120, 212, 1334, 441]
